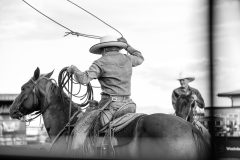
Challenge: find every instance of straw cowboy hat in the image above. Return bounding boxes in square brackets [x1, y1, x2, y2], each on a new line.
[89, 35, 128, 54]
[177, 72, 195, 82]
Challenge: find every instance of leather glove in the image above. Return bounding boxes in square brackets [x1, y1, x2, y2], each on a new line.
[67, 65, 78, 74]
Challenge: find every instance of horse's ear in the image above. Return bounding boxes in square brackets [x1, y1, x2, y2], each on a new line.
[44, 69, 54, 78]
[33, 67, 40, 81]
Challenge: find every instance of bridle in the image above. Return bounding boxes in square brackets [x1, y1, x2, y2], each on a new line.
[18, 76, 56, 122]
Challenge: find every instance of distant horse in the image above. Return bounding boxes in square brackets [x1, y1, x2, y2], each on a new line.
[10, 67, 211, 160]
[175, 94, 211, 145]
[175, 94, 196, 123]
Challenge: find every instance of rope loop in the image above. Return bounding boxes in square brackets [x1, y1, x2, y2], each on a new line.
[66, 0, 123, 38]
[22, 0, 123, 39]
[22, 0, 101, 39]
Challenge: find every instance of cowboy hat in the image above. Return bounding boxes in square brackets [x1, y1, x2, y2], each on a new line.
[89, 35, 128, 54]
[177, 72, 195, 82]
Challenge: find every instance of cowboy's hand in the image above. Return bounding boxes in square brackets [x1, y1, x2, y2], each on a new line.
[191, 94, 198, 101]
[118, 37, 128, 44]
[67, 65, 78, 75]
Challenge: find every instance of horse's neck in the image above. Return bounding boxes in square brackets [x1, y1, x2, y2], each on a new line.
[40, 86, 79, 139]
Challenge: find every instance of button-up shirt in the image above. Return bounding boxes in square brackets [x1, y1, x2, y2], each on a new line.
[74, 50, 144, 96]
[172, 86, 205, 110]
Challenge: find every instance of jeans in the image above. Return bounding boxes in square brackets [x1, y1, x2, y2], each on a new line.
[98, 97, 136, 127]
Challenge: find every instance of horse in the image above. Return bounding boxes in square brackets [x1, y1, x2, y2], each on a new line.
[175, 94, 211, 146]
[10, 67, 211, 160]
[175, 94, 196, 123]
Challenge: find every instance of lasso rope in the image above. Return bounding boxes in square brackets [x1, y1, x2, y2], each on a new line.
[22, 0, 124, 38]
[49, 67, 95, 150]
[68, 75, 73, 136]
[66, 0, 123, 38]
[22, 0, 101, 39]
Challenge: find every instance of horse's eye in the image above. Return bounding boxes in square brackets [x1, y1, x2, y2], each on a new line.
[21, 87, 25, 91]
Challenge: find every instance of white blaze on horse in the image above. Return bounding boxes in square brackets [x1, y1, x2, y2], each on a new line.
[10, 67, 211, 160]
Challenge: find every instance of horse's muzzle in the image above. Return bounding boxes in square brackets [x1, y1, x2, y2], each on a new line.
[10, 110, 23, 119]
[9, 103, 24, 120]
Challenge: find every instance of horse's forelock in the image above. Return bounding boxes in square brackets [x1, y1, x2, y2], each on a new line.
[175, 95, 192, 115]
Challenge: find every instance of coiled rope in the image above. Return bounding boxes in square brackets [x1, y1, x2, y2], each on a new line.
[57, 67, 94, 144]
[58, 67, 94, 108]
[50, 67, 98, 150]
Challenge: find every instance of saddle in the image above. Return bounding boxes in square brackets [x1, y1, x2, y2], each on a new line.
[93, 113, 145, 146]
[69, 110, 145, 157]
[94, 112, 145, 157]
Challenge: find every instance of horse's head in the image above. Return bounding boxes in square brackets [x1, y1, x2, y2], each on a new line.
[175, 93, 196, 122]
[10, 67, 54, 120]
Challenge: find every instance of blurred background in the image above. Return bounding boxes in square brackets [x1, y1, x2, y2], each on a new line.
[0, 0, 240, 159]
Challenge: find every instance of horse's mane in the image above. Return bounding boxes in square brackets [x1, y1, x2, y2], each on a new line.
[45, 78, 80, 113]
[58, 85, 79, 111]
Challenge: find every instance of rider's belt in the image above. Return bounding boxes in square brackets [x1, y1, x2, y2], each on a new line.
[102, 94, 130, 102]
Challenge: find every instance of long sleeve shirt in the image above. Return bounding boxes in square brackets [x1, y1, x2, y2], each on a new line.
[172, 86, 205, 110]
[73, 48, 144, 96]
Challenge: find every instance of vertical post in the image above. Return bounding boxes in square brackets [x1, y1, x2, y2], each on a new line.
[208, 0, 215, 158]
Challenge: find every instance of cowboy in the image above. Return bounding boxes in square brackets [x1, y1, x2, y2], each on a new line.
[67, 35, 144, 128]
[172, 72, 205, 111]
